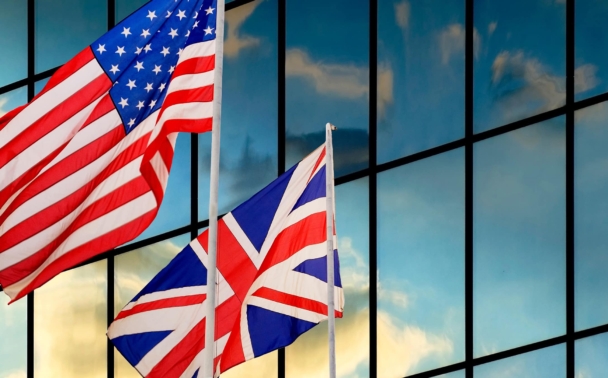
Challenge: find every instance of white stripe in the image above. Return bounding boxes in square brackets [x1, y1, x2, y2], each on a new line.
[285, 197, 326, 229]
[247, 296, 326, 324]
[108, 305, 202, 338]
[122, 286, 207, 311]
[0, 59, 102, 150]
[222, 213, 261, 268]
[178, 40, 216, 62]
[150, 151, 169, 194]
[167, 70, 214, 95]
[148, 102, 212, 145]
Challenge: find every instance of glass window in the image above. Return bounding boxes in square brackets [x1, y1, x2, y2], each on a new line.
[473, 0, 566, 133]
[199, 0, 278, 219]
[287, 178, 370, 377]
[474, 118, 565, 356]
[222, 352, 277, 378]
[0, 1, 27, 87]
[286, 0, 368, 177]
[35, 0, 107, 73]
[575, 0, 608, 101]
[474, 343, 565, 377]
[0, 87, 28, 117]
[35, 78, 50, 96]
[34, 260, 107, 378]
[377, 0, 465, 163]
[0, 293, 27, 378]
[378, 148, 465, 376]
[116, 0, 148, 23]
[114, 234, 191, 377]
[576, 332, 608, 377]
[434, 371, 465, 378]
[575, 102, 608, 331]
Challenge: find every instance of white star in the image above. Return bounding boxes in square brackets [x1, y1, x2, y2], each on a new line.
[166, 10, 172, 18]
[128, 118, 136, 127]
[135, 46, 143, 55]
[126, 79, 136, 90]
[146, 10, 157, 21]
[121, 27, 131, 37]
[96, 44, 106, 54]
[176, 9, 186, 20]
[168, 65, 175, 73]
[177, 48, 183, 56]
[204, 26, 214, 35]
[193, 20, 199, 29]
[143, 44, 152, 53]
[193, 11, 198, 18]
[168, 28, 179, 39]
[118, 98, 129, 108]
[115, 46, 126, 56]
[153, 65, 162, 75]
[205, 6, 214, 15]
[141, 29, 151, 38]
[160, 46, 170, 57]
[149, 99, 157, 109]
[109, 65, 120, 74]
[136, 101, 145, 110]
[185, 30, 190, 37]
[134, 61, 144, 71]
[158, 83, 166, 91]
[144, 83, 154, 92]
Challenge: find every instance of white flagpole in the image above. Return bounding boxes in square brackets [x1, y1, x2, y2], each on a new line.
[325, 123, 337, 378]
[204, 0, 225, 376]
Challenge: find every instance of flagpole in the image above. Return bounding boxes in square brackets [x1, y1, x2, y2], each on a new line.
[325, 123, 337, 378]
[204, 0, 225, 376]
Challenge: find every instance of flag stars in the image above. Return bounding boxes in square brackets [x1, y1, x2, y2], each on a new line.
[177, 48, 183, 56]
[121, 27, 131, 37]
[168, 28, 179, 38]
[96, 44, 106, 54]
[115, 46, 126, 56]
[185, 30, 190, 37]
[166, 10, 172, 18]
[161, 47, 170, 57]
[193, 20, 199, 29]
[128, 118, 136, 127]
[118, 98, 129, 108]
[168, 65, 175, 73]
[204, 26, 214, 35]
[110, 65, 120, 74]
[126, 79, 136, 90]
[136, 101, 145, 110]
[135, 46, 143, 55]
[153, 65, 162, 75]
[149, 99, 157, 108]
[144, 44, 152, 53]
[158, 83, 166, 91]
[134, 61, 144, 71]
[141, 29, 151, 38]
[146, 10, 157, 21]
[193, 11, 198, 18]
[205, 6, 215, 15]
[144, 83, 154, 92]
[176, 10, 186, 20]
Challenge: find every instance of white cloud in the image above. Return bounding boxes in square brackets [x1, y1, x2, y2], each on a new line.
[439, 24, 480, 64]
[1, 371, 26, 378]
[575, 64, 601, 94]
[395, 1, 411, 30]
[488, 21, 498, 36]
[0, 97, 10, 118]
[286, 48, 368, 99]
[378, 64, 394, 120]
[223, 0, 262, 58]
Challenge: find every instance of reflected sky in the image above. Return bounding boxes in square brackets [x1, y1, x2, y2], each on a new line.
[0, 87, 27, 118]
[575, 102, 608, 331]
[474, 118, 565, 356]
[378, 149, 464, 377]
[474, 0, 566, 133]
[576, 332, 608, 378]
[435, 371, 465, 378]
[0, 293, 27, 378]
[34, 260, 107, 378]
[474, 344, 565, 378]
[116, 0, 148, 23]
[286, 0, 368, 177]
[35, 0, 107, 73]
[287, 178, 369, 378]
[377, 0, 464, 163]
[34, 78, 50, 96]
[575, 0, 608, 101]
[199, 0, 278, 219]
[0, 1, 27, 88]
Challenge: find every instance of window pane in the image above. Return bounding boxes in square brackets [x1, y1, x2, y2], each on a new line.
[474, 344, 565, 377]
[377, 0, 464, 163]
[286, 0, 368, 177]
[287, 178, 370, 377]
[0, 1, 27, 87]
[0, 87, 28, 117]
[35, 78, 50, 96]
[35, 0, 107, 73]
[576, 332, 608, 377]
[222, 352, 277, 378]
[474, 119, 565, 356]
[0, 293, 27, 378]
[575, 102, 608, 331]
[473, 0, 566, 133]
[114, 234, 191, 377]
[435, 371, 465, 378]
[35, 260, 107, 378]
[116, 0, 148, 23]
[378, 149, 465, 376]
[575, 0, 608, 101]
[199, 0, 277, 219]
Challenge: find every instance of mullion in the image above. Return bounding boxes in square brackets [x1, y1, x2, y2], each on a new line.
[566, 0, 575, 377]
[277, 0, 286, 376]
[369, 0, 378, 376]
[465, 0, 474, 375]
[107, 1, 116, 377]
[27, 0, 35, 377]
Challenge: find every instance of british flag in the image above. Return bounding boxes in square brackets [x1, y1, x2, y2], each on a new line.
[107, 145, 344, 377]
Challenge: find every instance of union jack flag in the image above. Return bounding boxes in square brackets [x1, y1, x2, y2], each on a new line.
[107, 145, 344, 377]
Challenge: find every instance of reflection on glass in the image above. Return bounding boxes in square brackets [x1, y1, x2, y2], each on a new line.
[130, 133, 191, 243]
[575, 103, 608, 331]
[114, 234, 191, 377]
[576, 332, 608, 377]
[35, 78, 50, 96]
[35, 0, 107, 73]
[116, 0, 148, 23]
[199, 0, 277, 219]
[435, 370, 465, 378]
[287, 178, 370, 378]
[474, 344, 565, 378]
[286, 0, 368, 177]
[378, 149, 465, 377]
[377, 0, 464, 163]
[474, 119, 565, 356]
[35, 260, 107, 378]
[474, 0, 566, 133]
[222, 352, 277, 378]
[0, 293, 27, 378]
[0, 87, 28, 117]
[575, 0, 608, 101]
[0, 1, 27, 87]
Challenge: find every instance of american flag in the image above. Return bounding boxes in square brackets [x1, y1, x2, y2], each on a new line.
[108, 145, 344, 377]
[0, 0, 217, 302]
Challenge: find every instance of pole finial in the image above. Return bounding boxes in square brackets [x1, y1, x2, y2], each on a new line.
[326, 123, 338, 131]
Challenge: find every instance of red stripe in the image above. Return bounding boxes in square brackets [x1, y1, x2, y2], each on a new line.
[308, 147, 326, 183]
[7, 208, 157, 303]
[215, 295, 241, 339]
[0, 104, 27, 133]
[35, 47, 96, 98]
[158, 85, 214, 120]
[0, 73, 111, 170]
[115, 294, 207, 320]
[81, 93, 116, 130]
[172, 55, 215, 79]
[252, 287, 342, 318]
[219, 314, 246, 373]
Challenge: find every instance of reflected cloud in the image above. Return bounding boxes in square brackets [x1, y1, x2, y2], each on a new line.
[2, 371, 26, 378]
[439, 24, 480, 64]
[394, 1, 410, 30]
[488, 22, 498, 36]
[224, 0, 262, 58]
[377, 64, 394, 120]
[575, 64, 601, 94]
[286, 48, 368, 99]
[0, 96, 10, 117]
